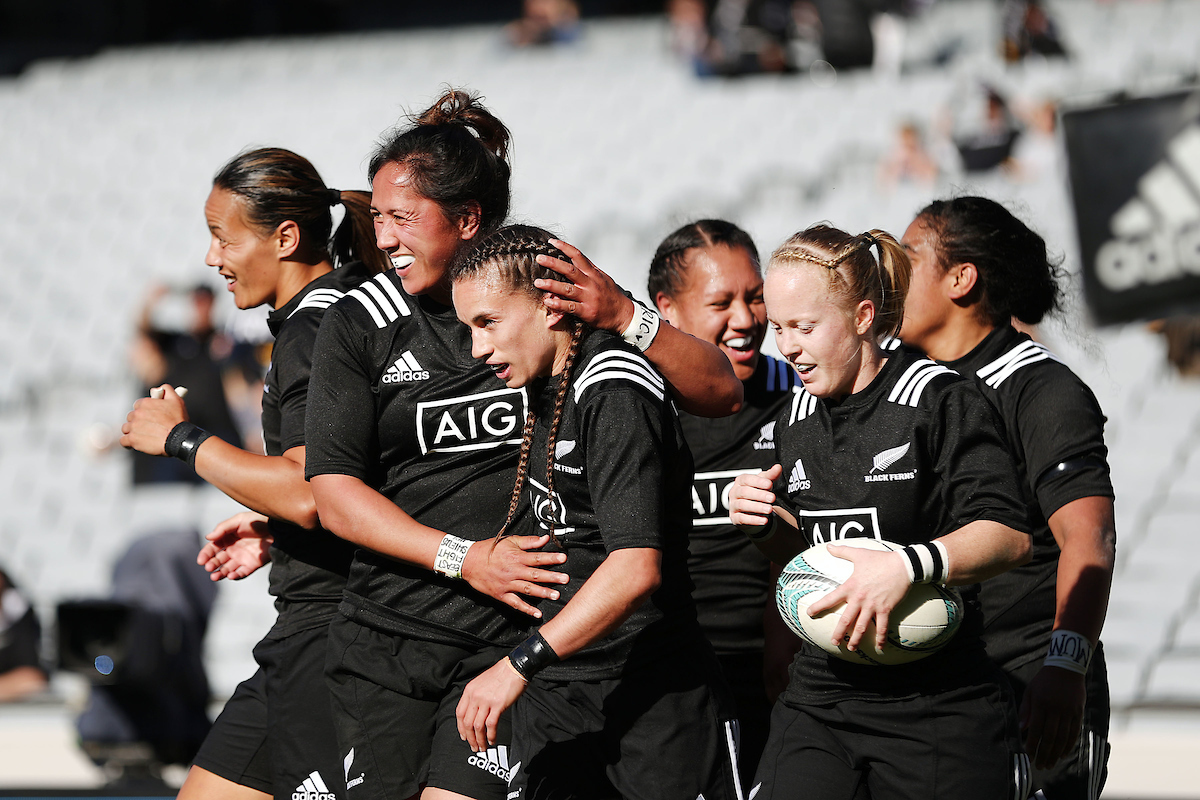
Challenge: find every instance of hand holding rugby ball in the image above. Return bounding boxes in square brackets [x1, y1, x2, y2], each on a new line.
[777, 538, 962, 666]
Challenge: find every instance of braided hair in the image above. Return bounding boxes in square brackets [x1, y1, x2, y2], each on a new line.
[451, 225, 585, 544]
[768, 224, 912, 338]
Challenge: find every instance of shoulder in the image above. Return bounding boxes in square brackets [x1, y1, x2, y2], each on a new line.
[328, 271, 415, 331]
[571, 333, 666, 407]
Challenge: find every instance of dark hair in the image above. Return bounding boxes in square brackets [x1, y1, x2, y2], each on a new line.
[368, 89, 512, 237]
[647, 219, 760, 300]
[769, 224, 911, 338]
[213, 147, 388, 275]
[915, 196, 1064, 325]
[451, 224, 582, 546]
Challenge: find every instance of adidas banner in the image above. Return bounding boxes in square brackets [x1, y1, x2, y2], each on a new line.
[1063, 89, 1200, 324]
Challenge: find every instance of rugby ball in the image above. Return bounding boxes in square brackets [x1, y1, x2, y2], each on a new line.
[776, 538, 963, 666]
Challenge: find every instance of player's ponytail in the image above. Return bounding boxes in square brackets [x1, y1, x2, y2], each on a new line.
[915, 196, 1064, 326]
[768, 224, 911, 338]
[213, 147, 386, 275]
[369, 88, 512, 238]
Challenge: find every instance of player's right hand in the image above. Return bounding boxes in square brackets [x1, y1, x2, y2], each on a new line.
[199, 511, 273, 581]
[461, 535, 569, 619]
[120, 383, 189, 456]
[729, 464, 782, 529]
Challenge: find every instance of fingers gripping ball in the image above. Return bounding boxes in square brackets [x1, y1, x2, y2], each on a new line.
[776, 539, 963, 666]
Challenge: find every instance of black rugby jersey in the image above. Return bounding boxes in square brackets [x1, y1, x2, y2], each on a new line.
[304, 270, 532, 650]
[943, 325, 1113, 671]
[518, 331, 704, 681]
[260, 262, 368, 639]
[774, 347, 1029, 704]
[680, 355, 799, 654]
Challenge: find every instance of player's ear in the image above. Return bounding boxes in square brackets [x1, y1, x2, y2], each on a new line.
[654, 291, 677, 325]
[947, 262, 979, 300]
[854, 299, 876, 336]
[275, 220, 301, 259]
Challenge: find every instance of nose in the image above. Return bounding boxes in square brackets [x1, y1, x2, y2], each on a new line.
[205, 237, 222, 268]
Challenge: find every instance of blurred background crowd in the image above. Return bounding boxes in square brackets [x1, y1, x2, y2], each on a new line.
[1, 0, 1199, 792]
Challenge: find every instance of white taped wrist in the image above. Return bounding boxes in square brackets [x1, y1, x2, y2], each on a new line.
[434, 534, 472, 579]
[900, 541, 949, 585]
[621, 304, 661, 352]
[1044, 630, 1092, 675]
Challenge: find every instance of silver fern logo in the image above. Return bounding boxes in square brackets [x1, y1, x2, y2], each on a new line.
[871, 443, 911, 473]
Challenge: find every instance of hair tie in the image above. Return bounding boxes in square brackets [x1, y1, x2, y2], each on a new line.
[327, 188, 342, 206]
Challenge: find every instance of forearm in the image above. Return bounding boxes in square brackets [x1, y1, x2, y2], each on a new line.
[309, 474, 445, 569]
[937, 519, 1031, 585]
[538, 548, 661, 659]
[193, 440, 319, 529]
[0, 667, 47, 702]
[644, 322, 743, 417]
[1048, 496, 1116, 643]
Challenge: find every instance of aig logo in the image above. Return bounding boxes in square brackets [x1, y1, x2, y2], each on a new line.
[416, 388, 528, 454]
[798, 507, 881, 544]
[692, 468, 760, 525]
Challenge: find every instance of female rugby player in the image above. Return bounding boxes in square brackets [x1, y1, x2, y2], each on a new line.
[452, 224, 741, 800]
[121, 147, 387, 800]
[303, 90, 741, 800]
[729, 224, 1033, 799]
[900, 196, 1116, 799]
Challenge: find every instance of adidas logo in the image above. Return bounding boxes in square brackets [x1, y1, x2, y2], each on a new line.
[787, 458, 810, 492]
[292, 770, 336, 800]
[468, 745, 521, 784]
[753, 421, 776, 451]
[382, 351, 430, 383]
[1095, 123, 1200, 290]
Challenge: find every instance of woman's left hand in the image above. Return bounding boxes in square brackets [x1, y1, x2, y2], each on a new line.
[533, 238, 636, 332]
[806, 545, 911, 653]
[456, 659, 528, 753]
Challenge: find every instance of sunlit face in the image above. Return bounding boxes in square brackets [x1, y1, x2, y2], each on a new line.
[656, 245, 766, 381]
[898, 217, 955, 350]
[371, 162, 476, 303]
[454, 275, 560, 389]
[204, 187, 281, 309]
[764, 264, 874, 400]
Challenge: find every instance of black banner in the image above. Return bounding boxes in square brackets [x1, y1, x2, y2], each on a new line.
[1062, 89, 1200, 324]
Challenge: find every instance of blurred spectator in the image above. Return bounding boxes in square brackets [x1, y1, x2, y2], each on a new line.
[949, 83, 1022, 172]
[1151, 317, 1200, 377]
[1002, 0, 1068, 63]
[505, 0, 580, 47]
[0, 567, 48, 702]
[129, 285, 244, 484]
[878, 121, 939, 187]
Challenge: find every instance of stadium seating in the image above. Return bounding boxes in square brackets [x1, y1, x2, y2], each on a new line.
[0, 0, 1198, 723]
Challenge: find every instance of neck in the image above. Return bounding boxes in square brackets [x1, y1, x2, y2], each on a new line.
[918, 311, 994, 362]
[274, 259, 334, 309]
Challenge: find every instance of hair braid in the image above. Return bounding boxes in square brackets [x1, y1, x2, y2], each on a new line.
[495, 409, 537, 541]
[542, 322, 584, 546]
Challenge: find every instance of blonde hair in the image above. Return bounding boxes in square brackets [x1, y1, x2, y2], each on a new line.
[767, 224, 911, 338]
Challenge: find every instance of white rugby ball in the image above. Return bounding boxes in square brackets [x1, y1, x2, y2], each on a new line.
[776, 538, 963, 666]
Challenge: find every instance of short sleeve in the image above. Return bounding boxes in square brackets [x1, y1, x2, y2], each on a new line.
[271, 312, 321, 454]
[931, 382, 1031, 535]
[580, 387, 673, 554]
[304, 303, 380, 482]
[1013, 369, 1114, 518]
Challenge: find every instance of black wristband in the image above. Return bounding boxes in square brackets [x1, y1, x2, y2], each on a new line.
[508, 632, 559, 681]
[164, 422, 212, 468]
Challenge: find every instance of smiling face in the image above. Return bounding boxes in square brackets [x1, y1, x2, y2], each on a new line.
[454, 275, 562, 389]
[764, 264, 876, 400]
[204, 187, 283, 309]
[371, 162, 478, 304]
[656, 244, 766, 381]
